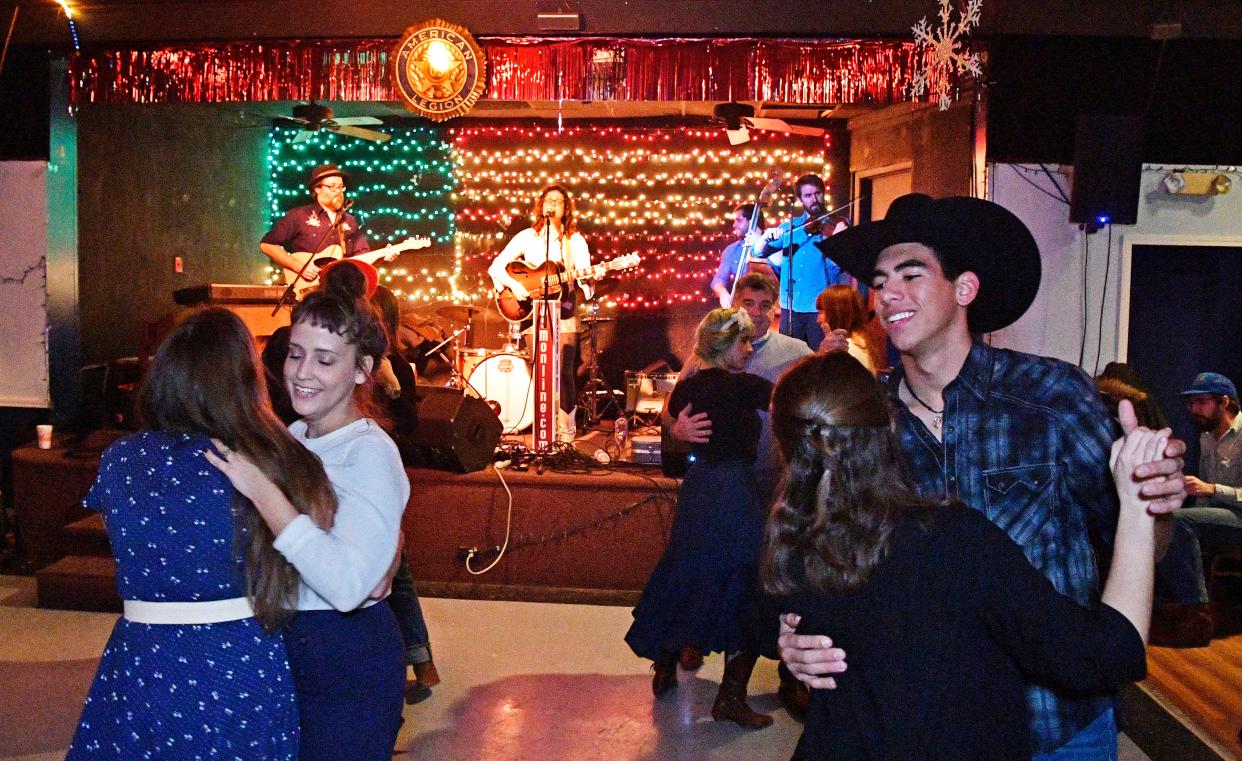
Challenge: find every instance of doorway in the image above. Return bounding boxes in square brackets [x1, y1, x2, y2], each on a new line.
[1121, 239, 1242, 472]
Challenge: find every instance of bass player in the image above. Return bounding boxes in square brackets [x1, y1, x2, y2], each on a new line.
[260, 164, 369, 289]
[487, 183, 593, 443]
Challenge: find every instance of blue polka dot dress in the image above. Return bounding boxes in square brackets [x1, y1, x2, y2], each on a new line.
[67, 431, 299, 760]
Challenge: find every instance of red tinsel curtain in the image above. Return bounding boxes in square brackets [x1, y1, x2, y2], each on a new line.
[69, 37, 923, 106]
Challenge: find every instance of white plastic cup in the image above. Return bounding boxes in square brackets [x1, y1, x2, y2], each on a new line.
[36, 424, 53, 449]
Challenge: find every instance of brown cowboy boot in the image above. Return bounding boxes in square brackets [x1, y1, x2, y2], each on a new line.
[679, 643, 704, 670]
[712, 652, 773, 729]
[652, 651, 679, 697]
[413, 659, 441, 688]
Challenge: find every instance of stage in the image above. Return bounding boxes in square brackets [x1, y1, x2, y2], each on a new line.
[13, 437, 679, 608]
[403, 462, 678, 605]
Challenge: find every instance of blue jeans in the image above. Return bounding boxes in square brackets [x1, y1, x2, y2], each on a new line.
[1155, 506, 1242, 604]
[1033, 708, 1117, 761]
[387, 555, 432, 664]
[285, 604, 405, 761]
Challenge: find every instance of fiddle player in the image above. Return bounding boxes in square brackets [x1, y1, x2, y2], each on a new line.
[747, 174, 849, 349]
[260, 164, 369, 289]
[487, 184, 593, 443]
[710, 204, 774, 308]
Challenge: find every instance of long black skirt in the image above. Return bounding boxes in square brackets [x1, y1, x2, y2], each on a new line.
[625, 460, 765, 660]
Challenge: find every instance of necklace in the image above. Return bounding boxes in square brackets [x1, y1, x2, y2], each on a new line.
[903, 378, 945, 430]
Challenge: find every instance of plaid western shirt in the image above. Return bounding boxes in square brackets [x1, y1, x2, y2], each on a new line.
[889, 339, 1120, 755]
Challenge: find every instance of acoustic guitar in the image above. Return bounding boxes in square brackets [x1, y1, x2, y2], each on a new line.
[283, 236, 431, 297]
[494, 252, 641, 321]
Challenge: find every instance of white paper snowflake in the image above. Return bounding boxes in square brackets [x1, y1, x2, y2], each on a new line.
[909, 0, 983, 110]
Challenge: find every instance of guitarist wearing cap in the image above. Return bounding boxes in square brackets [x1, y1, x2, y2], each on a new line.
[488, 184, 593, 442]
[261, 164, 369, 289]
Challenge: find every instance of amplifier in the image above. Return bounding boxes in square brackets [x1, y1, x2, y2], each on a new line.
[174, 283, 287, 305]
[624, 371, 678, 414]
[629, 434, 662, 465]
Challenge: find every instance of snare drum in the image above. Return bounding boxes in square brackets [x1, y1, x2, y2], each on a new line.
[467, 352, 535, 432]
[457, 348, 489, 379]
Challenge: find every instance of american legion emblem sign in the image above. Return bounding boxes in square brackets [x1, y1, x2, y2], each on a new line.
[391, 19, 487, 122]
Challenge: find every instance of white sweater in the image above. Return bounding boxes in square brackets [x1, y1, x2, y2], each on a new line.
[273, 418, 409, 612]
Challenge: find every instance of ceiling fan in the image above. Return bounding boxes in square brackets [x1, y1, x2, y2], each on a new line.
[276, 101, 391, 144]
[711, 102, 825, 146]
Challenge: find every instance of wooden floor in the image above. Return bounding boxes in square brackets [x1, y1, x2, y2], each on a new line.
[1144, 604, 1242, 760]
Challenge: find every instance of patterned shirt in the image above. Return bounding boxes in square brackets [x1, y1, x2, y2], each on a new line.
[888, 339, 1119, 755]
[1197, 413, 1242, 508]
[261, 202, 370, 257]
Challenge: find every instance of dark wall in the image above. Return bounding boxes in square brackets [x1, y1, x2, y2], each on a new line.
[0, 46, 50, 160]
[76, 104, 271, 362]
[850, 100, 975, 197]
[987, 36, 1242, 165]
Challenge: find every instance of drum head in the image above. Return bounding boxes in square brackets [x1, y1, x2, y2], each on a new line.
[467, 352, 534, 432]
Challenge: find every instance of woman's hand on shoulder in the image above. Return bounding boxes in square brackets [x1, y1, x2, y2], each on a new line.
[204, 439, 281, 506]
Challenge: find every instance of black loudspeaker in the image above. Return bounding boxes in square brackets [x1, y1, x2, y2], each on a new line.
[1069, 115, 1144, 226]
[405, 386, 502, 473]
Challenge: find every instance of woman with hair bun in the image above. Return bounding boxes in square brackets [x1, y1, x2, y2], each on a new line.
[208, 271, 409, 760]
[763, 353, 1161, 760]
[626, 307, 776, 729]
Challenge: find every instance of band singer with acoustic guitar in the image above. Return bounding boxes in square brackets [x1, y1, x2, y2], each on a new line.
[488, 184, 594, 443]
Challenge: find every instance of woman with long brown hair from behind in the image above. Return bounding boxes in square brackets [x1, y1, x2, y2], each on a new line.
[67, 307, 337, 760]
[207, 272, 409, 760]
[763, 352, 1162, 760]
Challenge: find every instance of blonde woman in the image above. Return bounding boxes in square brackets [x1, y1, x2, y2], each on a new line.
[625, 308, 775, 729]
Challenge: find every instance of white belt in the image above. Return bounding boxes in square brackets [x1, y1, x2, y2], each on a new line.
[123, 596, 254, 625]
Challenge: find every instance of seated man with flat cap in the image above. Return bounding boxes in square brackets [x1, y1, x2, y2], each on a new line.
[775, 193, 1188, 759]
[260, 163, 370, 290]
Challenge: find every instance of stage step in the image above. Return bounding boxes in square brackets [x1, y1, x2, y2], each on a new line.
[35, 555, 121, 613]
[60, 513, 111, 558]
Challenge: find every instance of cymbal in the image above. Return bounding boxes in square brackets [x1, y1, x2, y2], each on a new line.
[580, 313, 616, 323]
[436, 303, 500, 323]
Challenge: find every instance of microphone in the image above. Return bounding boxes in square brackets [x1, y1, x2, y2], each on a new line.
[542, 210, 554, 218]
[341, 199, 354, 212]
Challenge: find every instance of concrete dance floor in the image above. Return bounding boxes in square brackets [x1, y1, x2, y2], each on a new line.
[0, 575, 1161, 761]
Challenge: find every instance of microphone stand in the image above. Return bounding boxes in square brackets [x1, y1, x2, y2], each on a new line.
[780, 191, 798, 337]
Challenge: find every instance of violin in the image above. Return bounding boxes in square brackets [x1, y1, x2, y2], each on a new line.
[802, 212, 850, 237]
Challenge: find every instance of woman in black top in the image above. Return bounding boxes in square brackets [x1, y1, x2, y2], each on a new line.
[762, 353, 1161, 760]
[625, 307, 776, 728]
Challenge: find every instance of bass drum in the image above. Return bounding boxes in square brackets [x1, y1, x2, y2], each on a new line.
[466, 352, 534, 433]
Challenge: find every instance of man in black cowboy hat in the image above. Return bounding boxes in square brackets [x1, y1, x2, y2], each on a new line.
[776, 193, 1188, 758]
[260, 163, 370, 288]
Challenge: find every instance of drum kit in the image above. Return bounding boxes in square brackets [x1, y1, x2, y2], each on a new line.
[426, 279, 623, 434]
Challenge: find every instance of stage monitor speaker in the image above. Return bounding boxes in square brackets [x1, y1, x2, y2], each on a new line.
[406, 385, 502, 473]
[1069, 115, 1144, 226]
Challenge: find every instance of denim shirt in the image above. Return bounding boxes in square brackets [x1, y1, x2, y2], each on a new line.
[889, 340, 1120, 755]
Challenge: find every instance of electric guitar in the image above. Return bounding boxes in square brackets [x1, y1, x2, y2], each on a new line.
[283, 236, 431, 297]
[494, 252, 641, 321]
